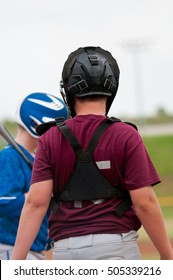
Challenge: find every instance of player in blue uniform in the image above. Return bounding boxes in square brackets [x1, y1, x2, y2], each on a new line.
[0, 92, 68, 259]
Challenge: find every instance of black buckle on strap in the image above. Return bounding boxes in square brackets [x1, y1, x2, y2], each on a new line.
[103, 78, 116, 91]
[70, 79, 88, 93]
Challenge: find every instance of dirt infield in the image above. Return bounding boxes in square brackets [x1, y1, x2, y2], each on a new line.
[138, 239, 173, 260]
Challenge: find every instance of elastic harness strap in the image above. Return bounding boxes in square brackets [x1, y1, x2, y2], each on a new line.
[115, 199, 132, 217]
[59, 125, 83, 158]
[58, 118, 119, 160]
[86, 118, 120, 154]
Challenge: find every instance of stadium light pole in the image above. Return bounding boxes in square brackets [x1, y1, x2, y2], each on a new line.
[120, 38, 151, 124]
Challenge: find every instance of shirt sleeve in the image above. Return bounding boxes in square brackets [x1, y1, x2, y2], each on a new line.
[31, 135, 54, 184]
[122, 128, 161, 190]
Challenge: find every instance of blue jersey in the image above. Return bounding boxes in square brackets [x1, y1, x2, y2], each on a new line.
[0, 144, 49, 252]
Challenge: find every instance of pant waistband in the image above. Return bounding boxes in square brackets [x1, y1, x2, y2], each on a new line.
[53, 231, 138, 249]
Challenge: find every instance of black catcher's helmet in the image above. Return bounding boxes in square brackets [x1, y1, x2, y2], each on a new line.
[60, 46, 120, 117]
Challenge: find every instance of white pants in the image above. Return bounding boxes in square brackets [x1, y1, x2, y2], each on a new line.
[0, 243, 44, 260]
[53, 231, 141, 260]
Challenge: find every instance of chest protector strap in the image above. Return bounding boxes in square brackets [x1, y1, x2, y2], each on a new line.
[53, 117, 132, 216]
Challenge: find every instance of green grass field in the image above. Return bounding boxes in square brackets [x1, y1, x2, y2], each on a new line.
[138, 135, 173, 259]
[142, 134, 173, 197]
[143, 134, 173, 176]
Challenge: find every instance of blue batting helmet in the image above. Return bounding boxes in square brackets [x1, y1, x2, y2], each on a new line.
[15, 92, 69, 137]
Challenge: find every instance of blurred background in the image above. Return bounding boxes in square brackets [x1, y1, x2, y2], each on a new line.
[0, 0, 173, 259]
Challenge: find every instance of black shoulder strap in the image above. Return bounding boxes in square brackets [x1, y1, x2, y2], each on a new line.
[86, 117, 120, 154]
[36, 117, 66, 136]
[58, 124, 83, 158]
[110, 116, 138, 131]
[59, 117, 121, 159]
[124, 121, 138, 131]
[36, 116, 137, 137]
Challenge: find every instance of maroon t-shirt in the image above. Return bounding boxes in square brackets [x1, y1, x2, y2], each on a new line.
[31, 115, 160, 241]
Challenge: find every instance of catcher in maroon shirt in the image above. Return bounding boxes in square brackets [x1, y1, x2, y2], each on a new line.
[11, 46, 173, 260]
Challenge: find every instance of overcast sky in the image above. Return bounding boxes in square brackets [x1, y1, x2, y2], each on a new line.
[0, 0, 173, 121]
